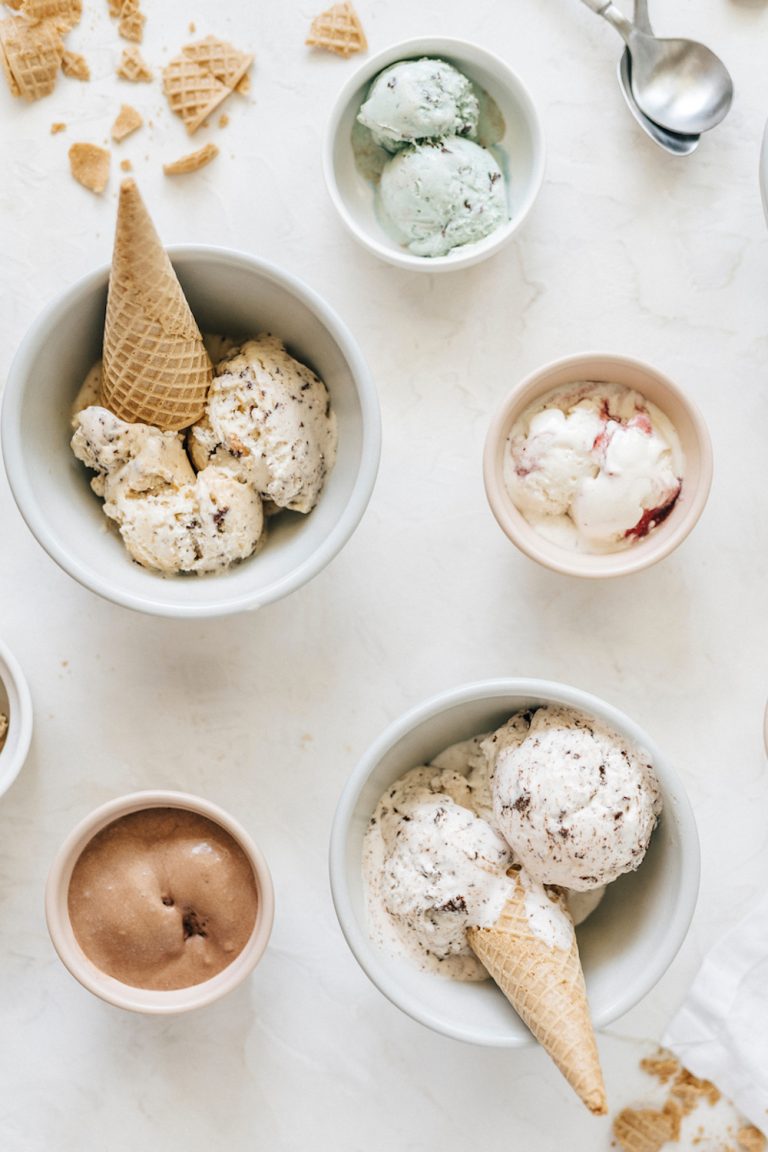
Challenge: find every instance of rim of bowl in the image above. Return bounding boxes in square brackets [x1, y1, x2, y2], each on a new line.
[0, 636, 33, 800]
[483, 352, 714, 578]
[322, 37, 546, 272]
[1, 245, 382, 618]
[329, 677, 701, 1047]
[45, 789, 275, 1014]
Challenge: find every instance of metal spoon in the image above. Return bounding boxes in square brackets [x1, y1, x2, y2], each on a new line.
[580, 0, 733, 136]
[617, 0, 700, 155]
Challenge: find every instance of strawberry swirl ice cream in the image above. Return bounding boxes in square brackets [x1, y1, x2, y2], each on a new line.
[503, 382, 684, 552]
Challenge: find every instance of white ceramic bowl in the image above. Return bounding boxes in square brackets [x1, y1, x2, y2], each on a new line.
[483, 353, 713, 578]
[324, 38, 545, 272]
[45, 790, 275, 1014]
[330, 678, 700, 1047]
[2, 247, 381, 617]
[0, 637, 33, 799]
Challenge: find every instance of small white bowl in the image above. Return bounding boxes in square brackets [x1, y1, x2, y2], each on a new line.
[45, 790, 275, 1014]
[0, 636, 33, 800]
[2, 247, 381, 618]
[483, 353, 713, 578]
[324, 38, 545, 272]
[330, 679, 700, 1047]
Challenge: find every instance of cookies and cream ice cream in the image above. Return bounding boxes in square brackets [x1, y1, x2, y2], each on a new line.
[68, 807, 258, 991]
[70, 335, 337, 575]
[188, 335, 337, 515]
[485, 706, 662, 891]
[357, 57, 479, 152]
[379, 136, 507, 258]
[504, 382, 684, 553]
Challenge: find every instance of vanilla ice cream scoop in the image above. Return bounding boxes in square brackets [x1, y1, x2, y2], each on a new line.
[358, 57, 479, 152]
[504, 382, 684, 553]
[487, 706, 662, 891]
[363, 765, 517, 979]
[72, 406, 264, 574]
[188, 335, 337, 514]
[379, 136, 507, 258]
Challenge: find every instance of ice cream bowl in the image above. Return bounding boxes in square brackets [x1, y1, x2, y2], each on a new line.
[330, 678, 700, 1047]
[0, 636, 33, 800]
[45, 790, 275, 1014]
[483, 353, 713, 578]
[2, 247, 381, 617]
[324, 38, 545, 272]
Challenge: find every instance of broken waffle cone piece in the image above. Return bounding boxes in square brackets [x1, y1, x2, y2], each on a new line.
[162, 53, 230, 134]
[467, 875, 607, 1115]
[69, 142, 110, 192]
[118, 0, 144, 43]
[111, 102, 142, 141]
[306, 1, 367, 57]
[116, 44, 151, 81]
[101, 179, 212, 431]
[163, 141, 218, 175]
[0, 16, 64, 99]
[180, 35, 252, 90]
[20, 0, 81, 30]
[60, 48, 88, 79]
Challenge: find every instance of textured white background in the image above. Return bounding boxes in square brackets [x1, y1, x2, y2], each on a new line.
[1, 0, 768, 1148]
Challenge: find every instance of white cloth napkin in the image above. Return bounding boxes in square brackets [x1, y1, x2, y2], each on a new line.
[663, 891, 768, 1135]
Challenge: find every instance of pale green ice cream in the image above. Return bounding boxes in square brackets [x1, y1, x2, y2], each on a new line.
[379, 136, 507, 257]
[357, 57, 479, 152]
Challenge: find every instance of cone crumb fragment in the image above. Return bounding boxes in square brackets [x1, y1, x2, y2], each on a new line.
[306, 2, 367, 57]
[111, 102, 142, 141]
[118, 0, 144, 43]
[61, 48, 88, 79]
[69, 142, 110, 193]
[120, 158, 132, 171]
[0, 16, 64, 100]
[50, 120, 65, 132]
[737, 1126, 767, 1152]
[20, 0, 81, 30]
[639, 1054, 681, 1085]
[117, 44, 151, 81]
[106, 0, 120, 15]
[163, 141, 218, 175]
[613, 1104, 681, 1152]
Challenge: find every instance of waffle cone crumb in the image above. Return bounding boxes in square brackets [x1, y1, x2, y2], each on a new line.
[163, 141, 219, 175]
[69, 142, 110, 192]
[737, 1127, 767, 1152]
[120, 158, 132, 171]
[50, 119, 65, 132]
[61, 48, 88, 79]
[116, 44, 151, 81]
[306, 1, 367, 57]
[111, 102, 142, 141]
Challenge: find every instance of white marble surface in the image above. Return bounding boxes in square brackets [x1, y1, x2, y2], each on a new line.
[1, 0, 767, 1148]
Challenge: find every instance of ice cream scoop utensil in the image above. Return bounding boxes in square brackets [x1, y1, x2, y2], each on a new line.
[617, 0, 700, 155]
[580, 0, 733, 136]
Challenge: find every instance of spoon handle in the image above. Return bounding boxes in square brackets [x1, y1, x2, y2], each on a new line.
[634, 0, 652, 33]
[579, 0, 635, 44]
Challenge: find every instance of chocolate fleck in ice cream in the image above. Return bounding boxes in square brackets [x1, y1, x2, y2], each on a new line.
[68, 808, 258, 990]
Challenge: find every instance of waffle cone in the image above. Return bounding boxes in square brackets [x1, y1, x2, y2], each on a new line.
[101, 178, 212, 430]
[181, 35, 252, 91]
[467, 880, 607, 1115]
[163, 53, 230, 134]
[0, 16, 63, 100]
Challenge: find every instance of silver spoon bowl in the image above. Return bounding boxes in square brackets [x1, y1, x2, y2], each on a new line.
[618, 0, 700, 156]
[582, 0, 733, 137]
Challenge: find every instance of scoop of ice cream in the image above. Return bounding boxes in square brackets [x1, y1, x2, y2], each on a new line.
[363, 765, 516, 978]
[489, 706, 662, 891]
[72, 405, 264, 574]
[379, 136, 507, 257]
[67, 807, 259, 991]
[188, 335, 337, 514]
[504, 383, 684, 552]
[358, 57, 479, 152]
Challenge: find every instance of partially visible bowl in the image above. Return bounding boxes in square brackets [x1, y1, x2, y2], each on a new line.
[45, 790, 275, 1014]
[483, 353, 713, 578]
[324, 38, 545, 272]
[330, 678, 700, 1047]
[0, 636, 33, 800]
[2, 247, 381, 617]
